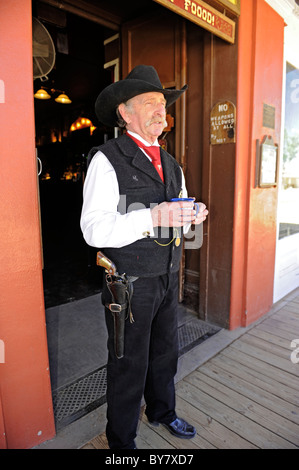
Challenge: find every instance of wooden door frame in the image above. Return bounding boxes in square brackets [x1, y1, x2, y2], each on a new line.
[121, 14, 188, 301]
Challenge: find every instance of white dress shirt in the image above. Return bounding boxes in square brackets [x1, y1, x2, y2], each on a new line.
[80, 131, 188, 248]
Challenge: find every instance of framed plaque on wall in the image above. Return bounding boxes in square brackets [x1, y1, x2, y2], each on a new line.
[255, 135, 278, 187]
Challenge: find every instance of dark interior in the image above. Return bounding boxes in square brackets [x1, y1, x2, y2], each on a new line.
[33, 0, 166, 308]
[34, 11, 109, 307]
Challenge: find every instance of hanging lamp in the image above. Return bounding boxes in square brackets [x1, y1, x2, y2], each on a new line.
[34, 88, 51, 100]
[55, 93, 72, 104]
[34, 87, 72, 103]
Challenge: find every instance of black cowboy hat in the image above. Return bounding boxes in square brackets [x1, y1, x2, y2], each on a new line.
[95, 64, 188, 127]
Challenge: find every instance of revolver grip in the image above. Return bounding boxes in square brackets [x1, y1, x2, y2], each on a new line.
[96, 251, 117, 275]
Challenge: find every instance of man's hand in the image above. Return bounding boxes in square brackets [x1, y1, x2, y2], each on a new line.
[193, 202, 209, 225]
[151, 200, 208, 227]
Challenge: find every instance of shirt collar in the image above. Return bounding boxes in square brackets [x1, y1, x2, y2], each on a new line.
[127, 130, 159, 147]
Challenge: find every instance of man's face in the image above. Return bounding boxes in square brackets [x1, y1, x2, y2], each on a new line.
[119, 92, 167, 144]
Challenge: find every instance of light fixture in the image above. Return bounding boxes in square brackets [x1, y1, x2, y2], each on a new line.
[34, 88, 51, 100]
[70, 116, 95, 134]
[55, 93, 72, 104]
[34, 86, 72, 104]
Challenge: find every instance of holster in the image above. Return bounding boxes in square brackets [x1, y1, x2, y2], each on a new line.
[105, 273, 134, 359]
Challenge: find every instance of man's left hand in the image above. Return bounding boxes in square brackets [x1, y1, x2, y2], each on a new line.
[193, 202, 208, 225]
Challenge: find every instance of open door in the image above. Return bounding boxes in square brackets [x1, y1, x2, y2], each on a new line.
[121, 12, 187, 300]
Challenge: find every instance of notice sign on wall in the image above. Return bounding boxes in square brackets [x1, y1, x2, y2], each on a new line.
[210, 101, 236, 145]
[153, 0, 235, 44]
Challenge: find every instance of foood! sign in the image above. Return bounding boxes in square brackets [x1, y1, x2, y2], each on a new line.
[153, 0, 235, 44]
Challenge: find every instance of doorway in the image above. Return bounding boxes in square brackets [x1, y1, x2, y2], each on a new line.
[33, 3, 118, 405]
[33, 1, 220, 430]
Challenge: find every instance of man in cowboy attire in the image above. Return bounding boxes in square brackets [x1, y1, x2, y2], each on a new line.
[80, 65, 208, 449]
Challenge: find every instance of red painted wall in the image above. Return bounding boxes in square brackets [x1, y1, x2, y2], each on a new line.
[230, 0, 284, 328]
[0, 0, 55, 448]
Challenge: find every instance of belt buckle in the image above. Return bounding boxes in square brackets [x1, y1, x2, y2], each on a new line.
[108, 303, 122, 313]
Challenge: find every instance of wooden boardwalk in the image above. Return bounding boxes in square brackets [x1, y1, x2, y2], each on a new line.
[82, 288, 299, 450]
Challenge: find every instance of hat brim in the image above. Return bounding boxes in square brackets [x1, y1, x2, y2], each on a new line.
[95, 79, 188, 128]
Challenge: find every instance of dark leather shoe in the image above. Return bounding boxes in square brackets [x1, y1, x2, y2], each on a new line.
[150, 417, 196, 439]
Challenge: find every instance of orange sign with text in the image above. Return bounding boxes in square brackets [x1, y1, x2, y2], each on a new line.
[153, 0, 235, 43]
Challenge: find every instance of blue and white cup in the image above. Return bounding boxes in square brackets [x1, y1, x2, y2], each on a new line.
[170, 197, 200, 215]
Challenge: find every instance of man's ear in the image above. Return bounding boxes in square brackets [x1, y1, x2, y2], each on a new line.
[118, 103, 131, 124]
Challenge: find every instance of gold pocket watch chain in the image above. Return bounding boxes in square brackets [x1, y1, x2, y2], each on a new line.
[153, 228, 181, 247]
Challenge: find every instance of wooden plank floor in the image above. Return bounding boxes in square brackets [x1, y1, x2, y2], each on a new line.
[81, 290, 299, 450]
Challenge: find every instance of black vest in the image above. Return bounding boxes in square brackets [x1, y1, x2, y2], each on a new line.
[88, 134, 183, 277]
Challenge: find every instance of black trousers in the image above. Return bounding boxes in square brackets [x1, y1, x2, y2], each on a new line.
[103, 272, 179, 449]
